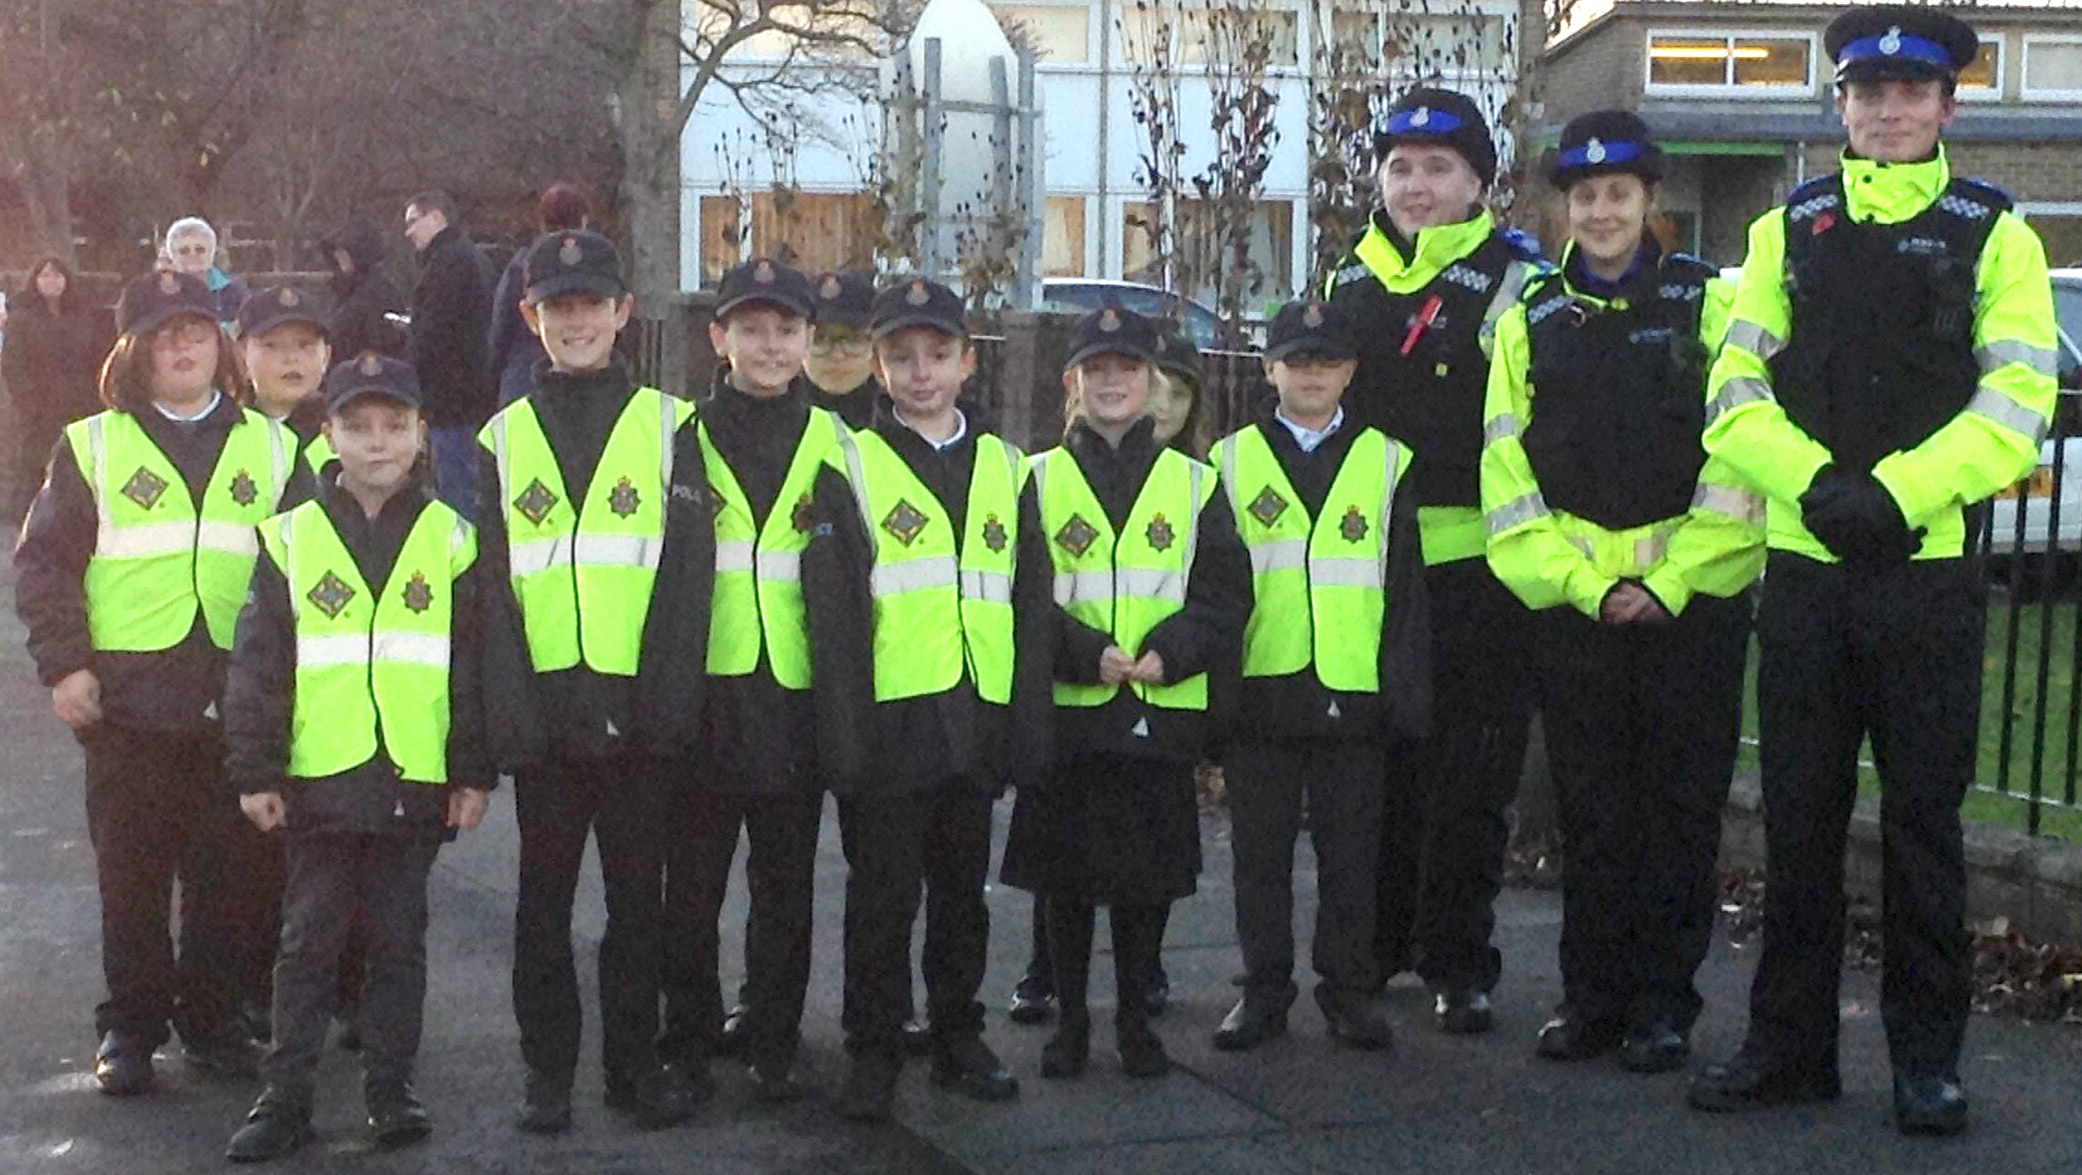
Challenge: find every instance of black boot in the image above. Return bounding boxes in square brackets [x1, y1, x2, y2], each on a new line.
[1041, 898, 1096, 1079]
[606, 1064, 698, 1129]
[225, 1086, 311, 1163]
[1894, 1073, 1968, 1136]
[1535, 1007, 1625, 1062]
[93, 1030, 155, 1097]
[1687, 1043, 1841, 1113]
[515, 1069, 573, 1134]
[1041, 1008, 1091, 1079]
[1113, 904, 1171, 1079]
[932, 1036, 1018, 1101]
[1432, 989, 1494, 1035]
[366, 1081, 432, 1149]
[835, 1052, 901, 1122]
[1615, 1021, 1689, 1074]
[1212, 997, 1288, 1052]
[718, 1003, 752, 1060]
[183, 1021, 265, 1079]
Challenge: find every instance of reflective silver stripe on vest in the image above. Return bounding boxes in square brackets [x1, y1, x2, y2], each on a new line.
[1307, 556, 1384, 588]
[490, 413, 512, 496]
[1977, 338, 2058, 377]
[96, 521, 203, 558]
[1217, 436, 1244, 524]
[834, 427, 878, 542]
[1177, 460, 1208, 582]
[1692, 481, 1765, 524]
[1480, 260, 1534, 350]
[1118, 567, 1187, 603]
[757, 550, 802, 583]
[572, 533, 664, 570]
[658, 391, 680, 489]
[1249, 539, 1307, 575]
[961, 569, 1013, 604]
[1053, 569, 1113, 607]
[1485, 492, 1548, 536]
[297, 631, 450, 669]
[264, 417, 290, 505]
[1724, 318, 1785, 361]
[1482, 413, 1521, 447]
[197, 520, 259, 557]
[296, 633, 370, 668]
[872, 554, 958, 597]
[1966, 384, 2051, 444]
[508, 535, 573, 577]
[1377, 438, 1404, 572]
[1704, 375, 1773, 424]
[450, 514, 472, 559]
[715, 540, 754, 574]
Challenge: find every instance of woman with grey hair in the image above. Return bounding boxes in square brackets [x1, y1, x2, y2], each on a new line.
[164, 217, 250, 331]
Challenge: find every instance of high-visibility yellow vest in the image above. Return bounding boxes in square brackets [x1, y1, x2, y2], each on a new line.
[300, 431, 337, 478]
[261, 499, 476, 783]
[827, 427, 1024, 703]
[1032, 446, 1214, 710]
[64, 408, 293, 652]
[700, 407, 847, 688]
[480, 386, 691, 676]
[1215, 424, 1405, 691]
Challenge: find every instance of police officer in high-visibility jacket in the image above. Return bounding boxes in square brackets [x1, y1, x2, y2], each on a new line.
[1685, 6, 2057, 1135]
[1481, 111, 1764, 1075]
[1000, 307, 1250, 1082]
[1210, 298, 1429, 1056]
[804, 278, 1046, 1121]
[15, 269, 310, 1094]
[1325, 85, 1550, 1035]
[477, 230, 709, 1133]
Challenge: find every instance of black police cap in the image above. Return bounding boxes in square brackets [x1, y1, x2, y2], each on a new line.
[1064, 305, 1161, 373]
[1825, 5, 1979, 85]
[323, 351, 422, 413]
[238, 283, 331, 340]
[813, 270, 877, 329]
[716, 258, 814, 320]
[1154, 325, 1205, 388]
[524, 229, 627, 302]
[1373, 86, 1497, 187]
[1265, 299, 1358, 364]
[1549, 109, 1666, 190]
[871, 278, 967, 339]
[116, 269, 218, 338]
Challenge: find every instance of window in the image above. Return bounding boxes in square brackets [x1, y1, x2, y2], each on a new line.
[2023, 36, 2082, 99]
[1382, 13, 1510, 77]
[1646, 31, 1814, 93]
[1045, 196, 1087, 277]
[1121, 198, 1294, 307]
[1119, 6, 1300, 68]
[988, 4, 1089, 63]
[698, 191, 877, 284]
[1959, 38, 2003, 96]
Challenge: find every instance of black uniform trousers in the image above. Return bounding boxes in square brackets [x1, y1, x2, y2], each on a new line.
[660, 788, 821, 1071]
[1226, 741, 1388, 1014]
[1747, 553, 1982, 1077]
[234, 828, 369, 1033]
[837, 784, 994, 1061]
[1537, 591, 1751, 1030]
[265, 832, 440, 1093]
[1376, 556, 1536, 993]
[512, 752, 672, 1086]
[81, 724, 243, 1046]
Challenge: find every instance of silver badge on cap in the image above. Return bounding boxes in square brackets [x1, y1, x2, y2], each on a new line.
[821, 275, 842, 299]
[1879, 25, 1902, 55]
[360, 353, 383, 377]
[1585, 137, 1607, 164]
[158, 272, 180, 295]
[1099, 308, 1121, 333]
[1303, 303, 1324, 328]
[279, 287, 300, 308]
[559, 236, 582, 265]
[906, 281, 930, 307]
[754, 260, 775, 284]
[1411, 106, 1431, 127]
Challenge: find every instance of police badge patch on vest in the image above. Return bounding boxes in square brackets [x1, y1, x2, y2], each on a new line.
[1247, 486, 1288, 527]
[402, 571, 434, 614]
[120, 467, 170, 510]
[228, 469, 259, 507]
[514, 478, 559, 526]
[982, 513, 1008, 553]
[308, 571, 357, 619]
[1340, 505, 1369, 543]
[1145, 513, 1176, 552]
[1055, 513, 1099, 557]
[608, 477, 640, 518]
[882, 498, 930, 546]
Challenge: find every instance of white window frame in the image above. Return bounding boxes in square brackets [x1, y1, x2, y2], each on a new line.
[986, 0, 1097, 71]
[2022, 34, 2082, 102]
[1958, 35, 2006, 102]
[1113, 0, 1310, 79]
[1643, 27, 1819, 99]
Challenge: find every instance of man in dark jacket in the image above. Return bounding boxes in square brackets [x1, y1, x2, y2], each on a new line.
[320, 217, 406, 362]
[403, 191, 493, 517]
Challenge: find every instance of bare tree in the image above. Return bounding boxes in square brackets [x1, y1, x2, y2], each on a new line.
[1190, 3, 1283, 348]
[1123, 0, 1184, 297]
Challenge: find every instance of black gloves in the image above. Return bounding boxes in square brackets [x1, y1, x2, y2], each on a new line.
[1798, 465, 1924, 563]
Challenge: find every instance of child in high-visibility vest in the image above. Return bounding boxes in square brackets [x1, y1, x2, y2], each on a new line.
[1000, 306, 1250, 1080]
[221, 353, 490, 1161]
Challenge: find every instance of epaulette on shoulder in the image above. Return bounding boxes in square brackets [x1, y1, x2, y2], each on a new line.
[1499, 226, 1546, 264]
[1948, 176, 2014, 216]
[1785, 175, 1842, 225]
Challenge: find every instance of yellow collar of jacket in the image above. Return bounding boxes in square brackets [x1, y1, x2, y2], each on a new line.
[1837, 145, 1950, 225]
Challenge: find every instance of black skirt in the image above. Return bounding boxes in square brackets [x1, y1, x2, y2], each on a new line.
[1000, 752, 1201, 906]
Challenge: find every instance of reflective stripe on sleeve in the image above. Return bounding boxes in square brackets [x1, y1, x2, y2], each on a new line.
[1482, 413, 1522, 446]
[1691, 481, 1765, 524]
[1705, 376, 1773, 424]
[1977, 339, 2058, 377]
[1484, 492, 1549, 536]
[1966, 384, 2051, 444]
[1723, 318, 1785, 361]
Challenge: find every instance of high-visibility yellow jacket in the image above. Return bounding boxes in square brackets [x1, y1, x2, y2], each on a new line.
[1703, 148, 2057, 560]
[1483, 246, 1765, 616]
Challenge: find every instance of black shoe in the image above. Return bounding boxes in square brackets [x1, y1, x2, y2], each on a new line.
[719, 1004, 752, 1060]
[1893, 1073, 1968, 1136]
[1535, 1010, 1624, 1062]
[1008, 978, 1056, 1025]
[606, 1065, 698, 1129]
[1324, 998, 1396, 1052]
[834, 1054, 901, 1122]
[515, 1070, 572, 1134]
[931, 1037, 1018, 1102]
[1212, 998, 1288, 1052]
[747, 1062, 805, 1104]
[901, 1017, 932, 1057]
[225, 1086, 311, 1163]
[1040, 1011, 1090, 1079]
[1433, 989, 1494, 1035]
[1687, 1045, 1841, 1113]
[94, 1031, 155, 1096]
[366, 1083, 432, 1149]
[183, 1023, 265, 1078]
[1146, 973, 1171, 1018]
[1118, 1022, 1171, 1078]
[663, 1059, 717, 1107]
[1616, 1022, 1689, 1074]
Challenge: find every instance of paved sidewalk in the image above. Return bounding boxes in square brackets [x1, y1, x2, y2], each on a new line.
[2, 565, 2079, 1174]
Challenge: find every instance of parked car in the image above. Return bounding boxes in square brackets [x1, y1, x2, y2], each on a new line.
[1040, 279, 1222, 349]
[1984, 268, 2082, 563]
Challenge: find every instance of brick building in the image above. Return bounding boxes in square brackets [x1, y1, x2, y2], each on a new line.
[1532, 1, 2082, 266]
